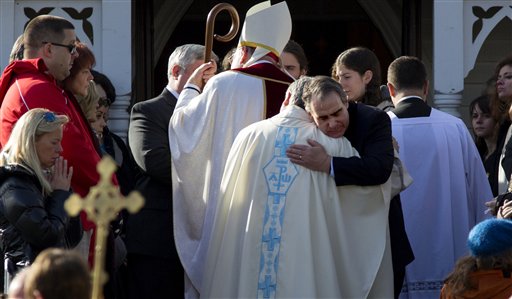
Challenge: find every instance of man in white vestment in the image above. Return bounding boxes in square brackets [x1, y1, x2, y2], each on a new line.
[168, 1, 294, 297]
[386, 56, 493, 299]
[202, 76, 394, 298]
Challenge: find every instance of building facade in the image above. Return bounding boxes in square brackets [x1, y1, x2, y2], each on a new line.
[0, 0, 511, 137]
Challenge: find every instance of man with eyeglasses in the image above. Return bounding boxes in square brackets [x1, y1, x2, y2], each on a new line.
[42, 41, 78, 56]
[0, 14, 80, 143]
[0, 14, 109, 272]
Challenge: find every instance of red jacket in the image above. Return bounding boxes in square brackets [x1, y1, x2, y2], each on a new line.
[0, 59, 115, 231]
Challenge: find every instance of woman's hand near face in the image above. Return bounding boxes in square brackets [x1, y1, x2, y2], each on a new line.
[49, 157, 73, 191]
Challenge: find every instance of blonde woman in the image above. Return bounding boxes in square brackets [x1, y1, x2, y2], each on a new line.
[79, 80, 101, 124]
[0, 108, 77, 287]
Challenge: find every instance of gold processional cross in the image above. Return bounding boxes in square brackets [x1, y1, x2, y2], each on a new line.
[65, 156, 144, 299]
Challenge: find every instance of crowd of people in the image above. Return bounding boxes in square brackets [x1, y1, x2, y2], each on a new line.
[0, 1, 510, 298]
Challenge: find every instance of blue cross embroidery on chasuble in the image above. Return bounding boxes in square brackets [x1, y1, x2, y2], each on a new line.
[259, 126, 298, 299]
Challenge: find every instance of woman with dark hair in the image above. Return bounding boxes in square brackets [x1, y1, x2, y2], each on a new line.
[331, 46, 390, 109]
[490, 56, 512, 126]
[88, 70, 134, 299]
[469, 95, 500, 195]
[282, 40, 308, 79]
[89, 70, 137, 196]
[90, 96, 137, 196]
[488, 55, 512, 195]
[91, 69, 116, 104]
[330, 47, 414, 298]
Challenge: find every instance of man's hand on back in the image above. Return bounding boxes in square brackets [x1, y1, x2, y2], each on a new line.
[286, 139, 331, 173]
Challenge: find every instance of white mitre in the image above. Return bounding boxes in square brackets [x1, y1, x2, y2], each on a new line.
[239, 1, 292, 67]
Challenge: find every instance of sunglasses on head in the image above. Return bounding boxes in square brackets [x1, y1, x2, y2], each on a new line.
[42, 111, 56, 122]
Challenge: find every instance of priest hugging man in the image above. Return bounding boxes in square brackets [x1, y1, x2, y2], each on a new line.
[202, 76, 394, 298]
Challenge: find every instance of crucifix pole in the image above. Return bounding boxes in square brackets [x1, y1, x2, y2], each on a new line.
[65, 156, 144, 299]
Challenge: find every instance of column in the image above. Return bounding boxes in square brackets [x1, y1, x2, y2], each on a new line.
[433, 0, 464, 117]
[101, 0, 131, 140]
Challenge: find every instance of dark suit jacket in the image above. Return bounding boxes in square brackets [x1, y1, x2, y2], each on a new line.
[126, 88, 177, 258]
[333, 102, 394, 185]
[333, 102, 414, 297]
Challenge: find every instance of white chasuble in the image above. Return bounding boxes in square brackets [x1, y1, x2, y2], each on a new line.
[202, 106, 394, 298]
[169, 64, 289, 295]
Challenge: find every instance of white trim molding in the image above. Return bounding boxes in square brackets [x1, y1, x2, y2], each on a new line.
[464, 1, 512, 77]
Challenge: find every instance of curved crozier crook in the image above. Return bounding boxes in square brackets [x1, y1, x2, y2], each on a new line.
[204, 3, 240, 62]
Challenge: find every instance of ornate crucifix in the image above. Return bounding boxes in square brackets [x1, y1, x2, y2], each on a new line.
[65, 156, 144, 299]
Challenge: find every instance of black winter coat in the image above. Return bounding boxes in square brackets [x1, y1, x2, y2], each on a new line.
[0, 165, 79, 272]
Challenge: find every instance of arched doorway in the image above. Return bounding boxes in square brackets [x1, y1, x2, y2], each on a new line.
[133, 0, 399, 104]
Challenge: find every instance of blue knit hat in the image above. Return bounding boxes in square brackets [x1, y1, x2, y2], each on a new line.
[468, 218, 512, 257]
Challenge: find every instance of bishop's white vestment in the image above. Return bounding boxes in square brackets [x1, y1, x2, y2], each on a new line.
[168, 61, 292, 296]
[388, 109, 492, 299]
[202, 106, 394, 298]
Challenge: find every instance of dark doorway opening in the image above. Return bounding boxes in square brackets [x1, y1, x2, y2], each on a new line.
[153, 1, 394, 97]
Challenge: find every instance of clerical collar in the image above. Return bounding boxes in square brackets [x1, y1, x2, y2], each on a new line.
[397, 95, 423, 104]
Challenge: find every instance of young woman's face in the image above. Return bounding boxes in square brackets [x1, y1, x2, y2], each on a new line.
[90, 105, 108, 139]
[471, 103, 495, 139]
[335, 65, 367, 102]
[497, 64, 512, 99]
[36, 126, 64, 169]
[281, 52, 305, 79]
